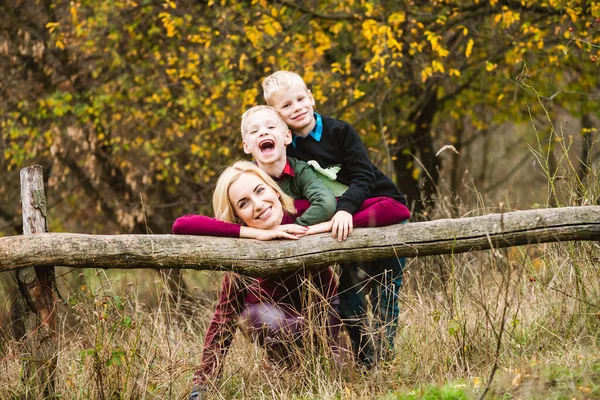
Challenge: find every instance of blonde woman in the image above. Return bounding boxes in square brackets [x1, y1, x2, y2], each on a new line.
[173, 161, 410, 399]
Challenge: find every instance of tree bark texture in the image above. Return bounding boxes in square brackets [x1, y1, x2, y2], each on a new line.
[1, 206, 599, 278]
[12, 165, 57, 396]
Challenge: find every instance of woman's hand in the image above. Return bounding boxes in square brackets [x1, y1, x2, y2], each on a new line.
[240, 224, 308, 240]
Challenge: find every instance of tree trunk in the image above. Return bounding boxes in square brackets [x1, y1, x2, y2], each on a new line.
[393, 84, 441, 216]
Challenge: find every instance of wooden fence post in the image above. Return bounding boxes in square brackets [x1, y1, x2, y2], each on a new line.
[12, 165, 57, 396]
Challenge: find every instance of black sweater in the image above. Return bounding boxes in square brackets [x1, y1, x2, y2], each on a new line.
[287, 114, 407, 214]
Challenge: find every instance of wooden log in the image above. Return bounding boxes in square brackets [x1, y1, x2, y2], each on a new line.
[12, 165, 57, 395]
[1, 206, 599, 277]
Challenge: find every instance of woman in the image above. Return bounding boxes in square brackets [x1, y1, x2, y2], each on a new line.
[173, 161, 410, 398]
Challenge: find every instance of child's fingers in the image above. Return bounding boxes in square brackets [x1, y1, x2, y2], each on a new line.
[279, 232, 300, 240]
[288, 226, 308, 235]
[340, 221, 349, 241]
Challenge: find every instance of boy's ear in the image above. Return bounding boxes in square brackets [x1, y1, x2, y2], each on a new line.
[283, 129, 292, 146]
[307, 89, 316, 106]
[242, 140, 252, 154]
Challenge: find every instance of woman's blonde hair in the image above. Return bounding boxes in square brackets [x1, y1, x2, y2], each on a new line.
[212, 160, 296, 224]
[262, 71, 309, 105]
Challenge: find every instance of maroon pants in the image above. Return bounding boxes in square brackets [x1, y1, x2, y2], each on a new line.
[239, 302, 342, 364]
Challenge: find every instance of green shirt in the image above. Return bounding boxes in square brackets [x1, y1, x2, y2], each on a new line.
[276, 157, 337, 226]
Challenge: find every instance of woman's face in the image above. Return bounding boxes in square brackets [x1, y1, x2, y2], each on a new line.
[228, 172, 284, 229]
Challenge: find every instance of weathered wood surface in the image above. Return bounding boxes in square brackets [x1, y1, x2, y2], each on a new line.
[1, 206, 599, 277]
[12, 165, 57, 395]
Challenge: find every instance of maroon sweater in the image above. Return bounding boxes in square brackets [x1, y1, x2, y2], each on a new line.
[172, 197, 410, 384]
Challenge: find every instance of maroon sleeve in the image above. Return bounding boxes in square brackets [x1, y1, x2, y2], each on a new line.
[352, 197, 410, 228]
[293, 199, 310, 218]
[172, 214, 241, 237]
[193, 273, 247, 385]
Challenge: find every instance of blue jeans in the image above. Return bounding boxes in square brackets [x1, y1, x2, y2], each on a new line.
[338, 255, 405, 365]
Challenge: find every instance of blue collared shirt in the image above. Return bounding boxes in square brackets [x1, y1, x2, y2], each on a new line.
[291, 113, 322, 148]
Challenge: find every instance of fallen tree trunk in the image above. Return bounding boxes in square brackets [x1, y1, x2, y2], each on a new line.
[1, 206, 599, 277]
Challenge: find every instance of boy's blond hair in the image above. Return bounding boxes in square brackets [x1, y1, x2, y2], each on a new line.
[240, 105, 288, 138]
[262, 71, 309, 105]
[212, 160, 296, 224]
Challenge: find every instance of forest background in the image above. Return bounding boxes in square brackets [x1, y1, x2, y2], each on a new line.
[1, 0, 600, 399]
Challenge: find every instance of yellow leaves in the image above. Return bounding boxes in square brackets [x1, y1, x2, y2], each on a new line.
[490, 0, 498, 6]
[361, 20, 378, 41]
[432, 60, 444, 73]
[239, 53, 248, 70]
[70, 5, 78, 25]
[567, 8, 578, 22]
[388, 12, 405, 26]
[262, 15, 282, 37]
[353, 88, 365, 99]
[493, 7, 521, 29]
[46, 22, 60, 33]
[449, 68, 460, 77]
[163, 0, 176, 9]
[421, 66, 432, 83]
[190, 143, 204, 157]
[421, 61, 447, 82]
[245, 25, 263, 47]
[496, 94, 504, 103]
[409, 41, 424, 56]
[364, 2, 374, 17]
[332, 54, 353, 75]
[485, 61, 497, 71]
[425, 30, 449, 58]
[219, 146, 230, 157]
[242, 87, 258, 109]
[361, 20, 403, 80]
[465, 39, 474, 58]
[159, 12, 177, 37]
[313, 31, 333, 55]
[412, 167, 421, 181]
[536, 39, 544, 50]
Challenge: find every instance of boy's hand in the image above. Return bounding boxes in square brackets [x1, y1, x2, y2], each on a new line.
[331, 210, 353, 241]
[306, 220, 333, 236]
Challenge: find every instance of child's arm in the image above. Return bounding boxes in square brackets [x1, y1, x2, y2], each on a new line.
[288, 158, 337, 226]
[172, 214, 306, 240]
[353, 197, 410, 227]
[333, 123, 378, 216]
[306, 197, 410, 238]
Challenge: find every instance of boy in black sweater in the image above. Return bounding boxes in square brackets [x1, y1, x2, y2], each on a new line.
[262, 71, 408, 365]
